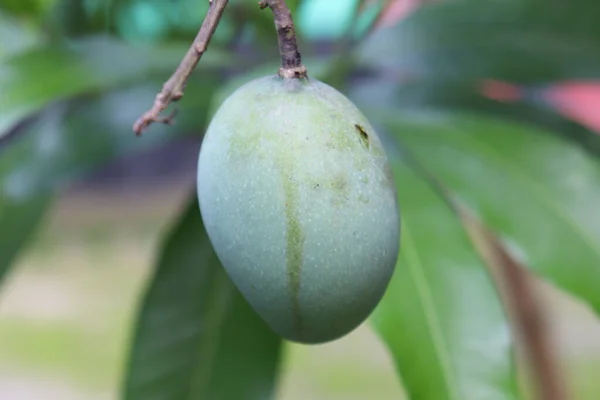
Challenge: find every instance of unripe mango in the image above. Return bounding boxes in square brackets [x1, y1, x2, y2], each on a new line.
[197, 75, 400, 344]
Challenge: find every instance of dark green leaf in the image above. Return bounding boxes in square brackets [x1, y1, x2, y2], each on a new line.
[0, 105, 54, 283]
[46, 0, 104, 37]
[357, 0, 600, 83]
[370, 154, 518, 400]
[107, 0, 272, 45]
[0, 11, 41, 58]
[296, 0, 360, 40]
[0, 36, 233, 135]
[0, 53, 219, 285]
[348, 78, 600, 159]
[123, 197, 282, 400]
[0, 0, 44, 19]
[0, 194, 50, 282]
[349, 0, 600, 161]
[378, 111, 600, 315]
[0, 76, 219, 200]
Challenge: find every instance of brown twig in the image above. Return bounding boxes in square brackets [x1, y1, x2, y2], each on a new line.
[395, 141, 569, 400]
[133, 0, 229, 136]
[258, 0, 307, 79]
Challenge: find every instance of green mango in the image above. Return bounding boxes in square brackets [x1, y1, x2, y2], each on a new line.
[197, 75, 400, 344]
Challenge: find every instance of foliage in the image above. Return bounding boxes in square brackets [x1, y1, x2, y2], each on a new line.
[1, 0, 599, 399]
[124, 197, 282, 399]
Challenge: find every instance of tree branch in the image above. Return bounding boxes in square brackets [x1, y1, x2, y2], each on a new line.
[258, 0, 307, 79]
[133, 0, 229, 136]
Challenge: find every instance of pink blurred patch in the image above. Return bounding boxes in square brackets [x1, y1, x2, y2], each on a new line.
[373, 2, 600, 134]
[480, 80, 523, 102]
[376, 0, 425, 29]
[480, 80, 600, 134]
[543, 82, 600, 134]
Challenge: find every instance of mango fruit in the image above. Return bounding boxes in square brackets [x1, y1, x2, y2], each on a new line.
[197, 75, 400, 344]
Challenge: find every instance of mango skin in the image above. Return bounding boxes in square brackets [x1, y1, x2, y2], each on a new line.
[197, 75, 400, 344]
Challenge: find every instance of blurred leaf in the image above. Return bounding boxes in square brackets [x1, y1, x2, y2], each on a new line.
[377, 111, 600, 315]
[46, 0, 104, 37]
[371, 155, 518, 400]
[297, 0, 361, 40]
[227, 0, 295, 50]
[108, 0, 272, 45]
[123, 197, 282, 400]
[297, 0, 384, 41]
[0, 0, 45, 19]
[0, 11, 41, 59]
[357, 0, 600, 83]
[348, 78, 600, 159]
[0, 36, 234, 136]
[0, 36, 221, 285]
[349, 0, 600, 161]
[0, 76, 219, 200]
[0, 195, 50, 282]
[111, 0, 215, 42]
[0, 105, 53, 283]
[394, 144, 571, 400]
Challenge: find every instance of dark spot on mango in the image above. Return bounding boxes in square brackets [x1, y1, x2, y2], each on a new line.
[330, 174, 349, 206]
[331, 174, 348, 191]
[355, 124, 370, 149]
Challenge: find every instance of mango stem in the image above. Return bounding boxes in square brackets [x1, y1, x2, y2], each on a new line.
[259, 0, 308, 79]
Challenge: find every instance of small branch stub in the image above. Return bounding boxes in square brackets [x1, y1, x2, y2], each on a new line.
[259, 0, 307, 79]
[133, 0, 229, 136]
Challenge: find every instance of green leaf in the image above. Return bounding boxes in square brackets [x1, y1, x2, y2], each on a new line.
[350, 0, 600, 160]
[123, 197, 282, 400]
[0, 11, 41, 59]
[46, 0, 104, 37]
[0, 36, 233, 136]
[0, 0, 45, 19]
[379, 111, 600, 315]
[0, 105, 53, 283]
[348, 78, 600, 160]
[0, 76, 219, 199]
[0, 52, 220, 283]
[0, 194, 50, 282]
[371, 155, 518, 400]
[297, 0, 360, 40]
[108, 0, 273, 45]
[357, 0, 600, 83]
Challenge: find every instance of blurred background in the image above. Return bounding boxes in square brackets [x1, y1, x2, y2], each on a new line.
[1, 0, 600, 399]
